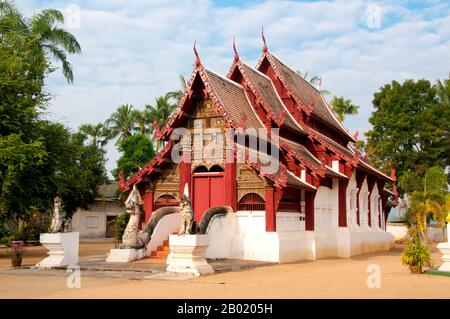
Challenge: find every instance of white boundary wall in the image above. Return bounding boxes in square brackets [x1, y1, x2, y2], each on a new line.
[205, 210, 394, 263]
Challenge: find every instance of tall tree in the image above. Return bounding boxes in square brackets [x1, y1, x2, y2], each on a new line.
[330, 96, 360, 121]
[112, 133, 155, 179]
[400, 166, 448, 245]
[167, 74, 188, 102]
[147, 94, 177, 150]
[0, 1, 81, 84]
[105, 104, 136, 145]
[366, 79, 450, 185]
[435, 76, 450, 106]
[78, 123, 110, 147]
[131, 109, 149, 135]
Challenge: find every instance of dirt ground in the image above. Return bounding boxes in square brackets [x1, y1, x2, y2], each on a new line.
[0, 241, 449, 299]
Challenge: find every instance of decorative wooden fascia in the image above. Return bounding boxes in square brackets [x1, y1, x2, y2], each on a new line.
[152, 120, 163, 140]
[302, 124, 357, 167]
[311, 173, 321, 188]
[344, 162, 354, 179]
[274, 187, 284, 212]
[158, 65, 199, 140]
[232, 61, 286, 127]
[119, 140, 175, 192]
[243, 152, 288, 189]
[278, 140, 326, 178]
[390, 168, 399, 204]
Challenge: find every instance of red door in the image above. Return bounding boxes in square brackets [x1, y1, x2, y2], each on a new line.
[192, 173, 225, 221]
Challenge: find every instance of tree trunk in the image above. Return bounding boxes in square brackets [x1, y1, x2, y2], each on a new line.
[422, 211, 428, 245]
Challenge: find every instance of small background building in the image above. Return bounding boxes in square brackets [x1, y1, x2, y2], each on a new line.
[72, 182, 123, 238]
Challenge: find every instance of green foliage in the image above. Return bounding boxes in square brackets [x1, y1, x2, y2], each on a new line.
[166, 74, 188, 103]
[0, 1, 81, 84]
[0, 2, 106, 244]
[403, 166, 448, 246]
[401, 239, 431, 269]
[78, 123, 111, 147]
[0, 134, 46, 220]
[112, 133, 155, 179]
[366, 79, 450, 188]
[105, 104, 136, 145]
[398, 171, 423, 194]
[111, 212, 129, 242]
[330, 96, 359, 121]
[146, 94, 177, 150]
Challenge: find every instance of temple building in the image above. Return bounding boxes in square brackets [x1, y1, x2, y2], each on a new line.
[118, 35, 397, 263]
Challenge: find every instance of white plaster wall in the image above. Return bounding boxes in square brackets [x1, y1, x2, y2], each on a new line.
[370, 184, 380, 230]
[146, 213, 181, 256]
[348, 230, 394, 256]
[346, 171, 359, 230]
[205, 208, 395, 263]
[277, 212, 305, 232]
[386, 223, 408, 241]
[71, 210, 106, 238]
[314, 179, 339, 230]
[358, 178, 369, 230]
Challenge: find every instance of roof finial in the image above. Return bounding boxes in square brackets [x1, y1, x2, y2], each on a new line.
[353, 130, 359, 141]
[233, 37, 239, 62]
[261, 26, 268, 53]
[193, 40, 201, 67]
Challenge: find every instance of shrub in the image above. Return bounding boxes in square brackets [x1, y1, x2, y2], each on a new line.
[111, 212, 129, 243]
[401, 239, 431, 273]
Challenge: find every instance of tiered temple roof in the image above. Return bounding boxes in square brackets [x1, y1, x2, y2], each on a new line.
[120, 39, 395, 201]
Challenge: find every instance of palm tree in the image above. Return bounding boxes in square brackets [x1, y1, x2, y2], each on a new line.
[400, 167, 449, 245]
[105, 104, 136, 145]
[167, 74, 188, 103]
[296, 70, 331, 96]
[79, 123, 110, 147]
[132, 109, 149, 134]
[436, 76, 450, 106]
[0, 1, 81, 83]
[330, 96, 360, 121]
[147, 93, 177, 150]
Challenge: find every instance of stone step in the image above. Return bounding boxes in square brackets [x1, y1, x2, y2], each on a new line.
[157, 245, 170, 252]
[154, 251, 169, 258]
[150, 237, 171, 258]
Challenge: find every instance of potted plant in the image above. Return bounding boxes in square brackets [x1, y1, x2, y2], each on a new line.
[401, 238, 431, 274]
[10, 241, 27, 267]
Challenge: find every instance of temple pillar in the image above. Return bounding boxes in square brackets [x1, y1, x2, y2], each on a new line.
[367, 176, 376, 228]
[225, 147, 237, 211]
[143, 190, 154, 224]
[355, 171, 365, 226]
[305, 191, 316, 231]
[265, 188, 276, 232]
[179, 152, 191, 197]
[338, 179, 348, 227]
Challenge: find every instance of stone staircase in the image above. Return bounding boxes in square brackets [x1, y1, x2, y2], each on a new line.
[150, 239, 170, 259]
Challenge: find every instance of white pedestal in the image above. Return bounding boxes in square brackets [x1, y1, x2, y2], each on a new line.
[437, 224, 450, 272]
[166, 234, 214, 276]
[106, 248, 146, 263]
[37, 232, 79, 268]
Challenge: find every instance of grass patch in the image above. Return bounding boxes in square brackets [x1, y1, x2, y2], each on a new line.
[424, 268, 450, 277]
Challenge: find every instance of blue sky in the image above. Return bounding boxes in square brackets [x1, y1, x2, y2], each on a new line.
[16, 0, 450, 177]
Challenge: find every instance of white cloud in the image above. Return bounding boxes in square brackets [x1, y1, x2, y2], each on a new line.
[16, 0, 449, 176]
